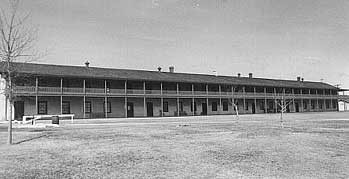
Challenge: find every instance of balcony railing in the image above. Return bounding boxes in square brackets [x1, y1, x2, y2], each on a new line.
[162, 90, 177, 95]
[127, 89, 144, 94]
[63, 87, 83, 94]
[12, 86, 340, 98]
[13, 86, 36, 93]
[86, 88, 105, 94]
[145, 90, 161, 95]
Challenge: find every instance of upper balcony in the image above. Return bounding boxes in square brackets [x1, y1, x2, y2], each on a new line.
[12, 85, 339, 99]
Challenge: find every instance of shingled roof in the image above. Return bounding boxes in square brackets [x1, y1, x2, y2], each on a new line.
[0, 62, 336, 89]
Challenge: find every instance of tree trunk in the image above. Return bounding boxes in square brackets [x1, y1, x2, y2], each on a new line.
[7, 101, 12, 145]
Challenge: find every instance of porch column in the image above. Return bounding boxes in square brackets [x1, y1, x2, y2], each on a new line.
[125, 80, 127, 118]
[35, 77, 38, 115]
[309, 89, 311, 111]
[292, 89, 295, 112]
[274, 88, 277, 113]
[323, 90, 326, 111]
[264, 87, 267, 113]
[254, 87, 257, 114]
[160, 82, 163, 117]
[232, 86, 235, 114]
[243, 86, 246, 114]
[60, 78, 63, 114]
[83, 79, 86, 118]
[219, 84, 222, 113]
[300, 89, 304, 112]
[104, 80, 108, 118]
[192, 84, 195, 116]
[177, 83, 180, 116]
[143, 81, 146, 117]
[206, 84, 209, 115]
[316, 89, 319, 111]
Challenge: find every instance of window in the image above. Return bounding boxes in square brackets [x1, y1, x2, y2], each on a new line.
[326, 101, 330, 109]
[260, 102, 265, 110]
[103, 101, 111, 113]
[304, 102, 307, 109]
[245, 102, 248, 110]
[319, 103, 323, 109]
[163, 101, 169, 112]
[191, 102, 197, 112]
[223, 101, 228, 111]
[85, 101, 91, 113]
[333, 101, 337, 109]
[62, 101, 70, 114]
[38, 101, 47, 114]
[212, 101, 218, 111]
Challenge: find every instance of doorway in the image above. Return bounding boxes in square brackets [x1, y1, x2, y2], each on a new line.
[127, 102, 134, 117]
[202, 103, 207, 115]
[147, 102, 153, 117]
[252, 103, 256, 114]
[295, 103, 299, 112]
[14, 101, 24, 120]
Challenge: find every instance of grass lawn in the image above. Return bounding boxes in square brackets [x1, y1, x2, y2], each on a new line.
[0, 112, 348, 178]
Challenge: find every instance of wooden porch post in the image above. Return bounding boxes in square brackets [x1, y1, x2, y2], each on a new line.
[292, 88, 295, 112]
[125, 80, 127, 118]
[35, 77, 38, 115]
[176, 83, 180, 116]
[160, 82, 163, 117]
[264, 87, 268, 113]
[60, 78, 63, 114]
[143, 81, 146, 117]
[243, 86, 246, 114]
[219, 84, 222, 113]
[254, 87, 257, 114]
[192, 84, 195, 116]
[104, 80, 108, 118]
[83, 79, 86, 118]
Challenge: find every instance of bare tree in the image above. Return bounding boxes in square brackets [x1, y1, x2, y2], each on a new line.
[275, 95, 292, 128]
[0, 0, 38, 144]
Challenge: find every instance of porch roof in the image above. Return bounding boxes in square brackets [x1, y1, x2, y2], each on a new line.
[0, 62, 337, 90]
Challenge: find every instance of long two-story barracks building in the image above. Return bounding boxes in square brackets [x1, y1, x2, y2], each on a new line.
[0, 62, 339, 120]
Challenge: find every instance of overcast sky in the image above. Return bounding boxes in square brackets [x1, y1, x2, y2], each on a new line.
[5, 0, 349, 88]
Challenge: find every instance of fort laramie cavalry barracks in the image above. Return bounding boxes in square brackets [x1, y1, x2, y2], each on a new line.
[0, 62, 341, 120]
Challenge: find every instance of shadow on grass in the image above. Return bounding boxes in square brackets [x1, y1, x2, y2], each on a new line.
[14, 134, 47, 145]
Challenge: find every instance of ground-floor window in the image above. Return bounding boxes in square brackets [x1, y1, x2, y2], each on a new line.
[85, 101, 92, 113]
[245, 102, 248, 110]
[223, 101, 228, 111]
[38, 101, 47, 114]
[304, 102, 307, 109]
[163, 101, 169, 112]
[62, 101, 70, 114]
[326, 101, 330, 109]
[333, 101, 337, 109]
[212, 101, 218, 111]
[319, 103, 323, 109]
[260, 102, 265, 111]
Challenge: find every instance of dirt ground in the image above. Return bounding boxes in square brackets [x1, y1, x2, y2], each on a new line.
[0, 112, 348, 178]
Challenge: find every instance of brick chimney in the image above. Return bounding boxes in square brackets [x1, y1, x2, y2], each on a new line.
[169, 66, 174, 73]
[249, 73, 253, 78]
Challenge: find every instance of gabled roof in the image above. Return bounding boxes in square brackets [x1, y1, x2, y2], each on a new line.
[0, 62, 337, 89]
